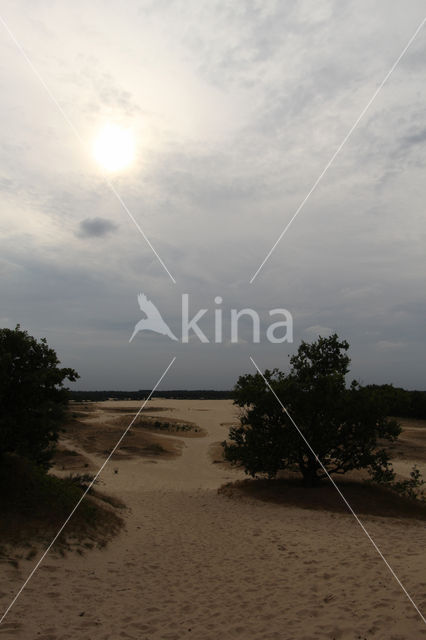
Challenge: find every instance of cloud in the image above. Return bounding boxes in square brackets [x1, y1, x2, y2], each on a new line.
[2, 0, 426, 389]
[304, 325, 334, 338]
[376, 340, 406, 351]
[76, 217, 118, 238]
[400, 128, 426, 149]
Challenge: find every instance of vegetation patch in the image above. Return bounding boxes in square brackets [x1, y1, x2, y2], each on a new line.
[63, 415, 183, 459]
[114, 414, 205, 438]
[0, 455, 124, 562]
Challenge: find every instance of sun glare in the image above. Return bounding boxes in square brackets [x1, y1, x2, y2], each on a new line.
[93, 123, 135, 172]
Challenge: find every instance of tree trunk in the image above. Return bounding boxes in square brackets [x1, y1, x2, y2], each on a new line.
[300, 454, 321, 487]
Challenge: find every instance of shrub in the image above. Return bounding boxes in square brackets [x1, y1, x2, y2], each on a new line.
[0, 326, 79, 468]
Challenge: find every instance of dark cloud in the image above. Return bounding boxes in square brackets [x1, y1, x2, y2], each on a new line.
[399, 128, 426, 151]
[76, 217, 118, 238]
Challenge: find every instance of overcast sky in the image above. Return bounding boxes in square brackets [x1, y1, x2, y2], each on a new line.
[1, 0, 426, 390]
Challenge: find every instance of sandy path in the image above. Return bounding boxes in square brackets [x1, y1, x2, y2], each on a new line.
[1, 399, 426, 640]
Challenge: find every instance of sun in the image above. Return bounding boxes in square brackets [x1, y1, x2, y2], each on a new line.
[93, 123, 135, 172]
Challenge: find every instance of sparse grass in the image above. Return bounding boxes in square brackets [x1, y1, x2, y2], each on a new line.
[92, 490, 126, 510]
[67, 472, 98, 489]
[127, 415, 204, 437]
[62, 414, 184, 460]
[142, 443, 166, 454]
[152, 420, 195, 432]
[0, 454, 124, 562]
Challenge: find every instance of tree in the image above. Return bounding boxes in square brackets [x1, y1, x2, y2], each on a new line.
[0, 326, 79, 468]
[223, 334, 401, 486]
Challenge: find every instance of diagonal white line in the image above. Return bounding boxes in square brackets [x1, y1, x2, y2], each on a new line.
[0, 14, 176, 284]
[249, 15, 426, 283]
[249, 356, 426, 625]
[0, 356, 176, 626]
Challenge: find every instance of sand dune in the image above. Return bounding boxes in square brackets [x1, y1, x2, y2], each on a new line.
[1, 399, 425, 639]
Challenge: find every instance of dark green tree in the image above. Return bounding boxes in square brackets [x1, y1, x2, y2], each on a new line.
[0, 326, 79, 468]
[223, 334, 401, 486]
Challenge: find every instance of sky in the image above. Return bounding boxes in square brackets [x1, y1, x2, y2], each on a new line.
[1, 0, 426, 390]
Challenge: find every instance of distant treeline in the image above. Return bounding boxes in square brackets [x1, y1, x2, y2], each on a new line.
[70, 389, 233, 401]
[365, 385, 426, 419]
[69, 385, 426, 418]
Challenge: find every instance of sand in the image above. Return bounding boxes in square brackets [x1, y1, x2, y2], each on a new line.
[1, 399, 425, 639]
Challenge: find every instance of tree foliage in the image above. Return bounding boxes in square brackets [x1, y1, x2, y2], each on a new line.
[363, 384, 426, 420]
[223, 334, 401, 486]
[0, 326, 79, 467]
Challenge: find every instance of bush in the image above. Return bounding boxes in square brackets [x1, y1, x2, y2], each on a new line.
[0, 326, 79, 468]
[387, 465, 425, 501]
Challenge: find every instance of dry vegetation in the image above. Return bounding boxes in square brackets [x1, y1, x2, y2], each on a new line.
[62, 415, 182, 461]
[114, 414, 206, 438]
[0, 456, 125, 566]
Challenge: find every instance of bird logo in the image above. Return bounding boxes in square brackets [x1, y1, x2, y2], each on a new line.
[129, 293, 178, 343]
